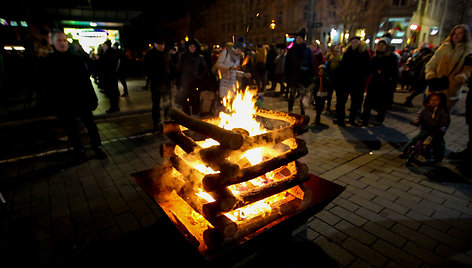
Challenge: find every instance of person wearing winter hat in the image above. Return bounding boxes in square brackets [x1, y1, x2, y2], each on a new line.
[285, 27, 314, 115]
[334, 35, 371, 126]
[360, 35, 398, 126]
[176, 39, 209, 115]
[215, 37, 245, 99]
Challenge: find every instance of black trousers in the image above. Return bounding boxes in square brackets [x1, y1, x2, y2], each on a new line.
[104, 76, 120, 111]
[151, 81, 170, 124]
[336, 83, 364, 122]
[59, 111, 102, 153]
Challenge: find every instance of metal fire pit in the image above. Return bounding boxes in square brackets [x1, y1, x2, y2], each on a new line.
[131, 106, 344, 263]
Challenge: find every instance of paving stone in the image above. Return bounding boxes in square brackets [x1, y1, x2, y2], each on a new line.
[372, 196, 409, 215]
[348, 194, 384, 213]
[390, 223, 438, 250]
[315, 209, 342, 226]
[363, 222, 406, 248]
[334, 220, 377, 245]
[342, 237, 389, 267]
[315, 235, 356, 267]
[309, 218, 348, 244]
[418, 224, 468, 250]
[330, 206, 367, 227]
[379, 208, 421, 230]
[114, 211, 140, 233]
[403, 241, 445, 265]
[372, 239, 422, 268]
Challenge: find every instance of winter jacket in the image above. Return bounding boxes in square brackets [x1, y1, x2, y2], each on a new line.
[365, 50, 399, 105]
[339, 42, 371, 87]
[215, 48, 241, 98]
[285, 42, 314, 87]
[43, 50, 98, 115]
[144, 48, 171, 85]
[416, 104, 450, 135]
[425, 25, 472, 100]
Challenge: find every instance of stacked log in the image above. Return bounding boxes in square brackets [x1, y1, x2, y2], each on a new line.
[160, 107, 312, 249]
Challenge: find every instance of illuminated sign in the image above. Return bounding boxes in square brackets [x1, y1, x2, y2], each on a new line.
[78, 29, 109, 38]
[430, 27, 439, 35]
[391, 38, 403, 44]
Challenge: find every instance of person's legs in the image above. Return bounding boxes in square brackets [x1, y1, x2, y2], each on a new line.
[151, 82, 162, 129]
[432, 133, 446, 162]
[314, 96, 324, 123]
[334, 88, 348, 126]
[80, 111, 107, 159]
[348, 87, 363, 123]
[287, 82, 297, 113]
[119, 74, 128, 96]
[375, 106, 386, 125]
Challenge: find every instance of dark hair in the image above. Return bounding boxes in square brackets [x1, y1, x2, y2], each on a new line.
[427, 92, 448, 112]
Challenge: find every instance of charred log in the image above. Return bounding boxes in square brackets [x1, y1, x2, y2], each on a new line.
[202, 139, 308, 192]
[167, 107, 243, 150]
[236, 162, 309, 206]
[166, 131, 200, 154]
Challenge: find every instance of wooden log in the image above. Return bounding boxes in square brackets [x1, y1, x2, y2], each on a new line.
[235, 162, 309, 206]
[202, 162, 308, 217]
[169, 155, 203, 186]
[236, 195, 300, 240]
[166, 131, 200, 154]
[177, 187, 237, 238]
[208, 187, 239, 212]
[243, 126, 296, 149]
[160, 122, 182, 134]
[202, 139, 308, 192]
[256, 108, 310, 128]
[167, 107, 243, 150]
[159, 143, 176, 158]
[199, 145, 240, 178]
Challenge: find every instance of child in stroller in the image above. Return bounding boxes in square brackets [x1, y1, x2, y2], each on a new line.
[400, 93, 450, 165]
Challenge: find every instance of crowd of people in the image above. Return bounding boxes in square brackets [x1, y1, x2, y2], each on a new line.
[14, 23, 470, 166]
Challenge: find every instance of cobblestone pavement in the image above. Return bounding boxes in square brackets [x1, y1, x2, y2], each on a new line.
[1, 79, 471, 267]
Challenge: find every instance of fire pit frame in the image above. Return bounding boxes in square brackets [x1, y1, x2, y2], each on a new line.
[131, 171, 345, 263]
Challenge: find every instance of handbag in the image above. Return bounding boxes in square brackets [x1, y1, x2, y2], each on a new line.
[427, 76, 449, 91]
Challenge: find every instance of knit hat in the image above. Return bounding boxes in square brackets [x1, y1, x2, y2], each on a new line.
[349, 36, 361, 42]
[296, 28, 307, 39]
[378, 37, 391, 46]
[234, 36, 245, 49]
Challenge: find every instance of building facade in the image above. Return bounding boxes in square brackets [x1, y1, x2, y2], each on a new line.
[166, 0, 417, 48]
[408, 0, 472, 47]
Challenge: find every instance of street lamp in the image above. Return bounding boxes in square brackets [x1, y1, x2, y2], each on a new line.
[270, 20, 276, 43]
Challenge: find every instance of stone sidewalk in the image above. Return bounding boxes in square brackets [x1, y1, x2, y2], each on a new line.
[1, 82, 471, 267]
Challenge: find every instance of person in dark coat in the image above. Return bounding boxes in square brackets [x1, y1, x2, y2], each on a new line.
[44, 31, 107, 163]
[113, 42, 129, 97]
[147, 39, 171, 129]
[448, 54, 472, 161]
[176, 39, 209, 115]
[360, 37, 399, 126]
[284, 28, 314, 115]
[334, 36, 371, 126]
[403, 47, 434, 107]
[100, 40, 120, 113]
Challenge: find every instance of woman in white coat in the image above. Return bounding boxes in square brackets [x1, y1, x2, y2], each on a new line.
[215, 38, 245, 99]
[425, 24, 472, 110]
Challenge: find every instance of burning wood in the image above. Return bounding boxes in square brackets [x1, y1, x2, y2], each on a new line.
[202, 139, 308, 192]
[167, 107, 244, 150]
[143, 87, 329, 255]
